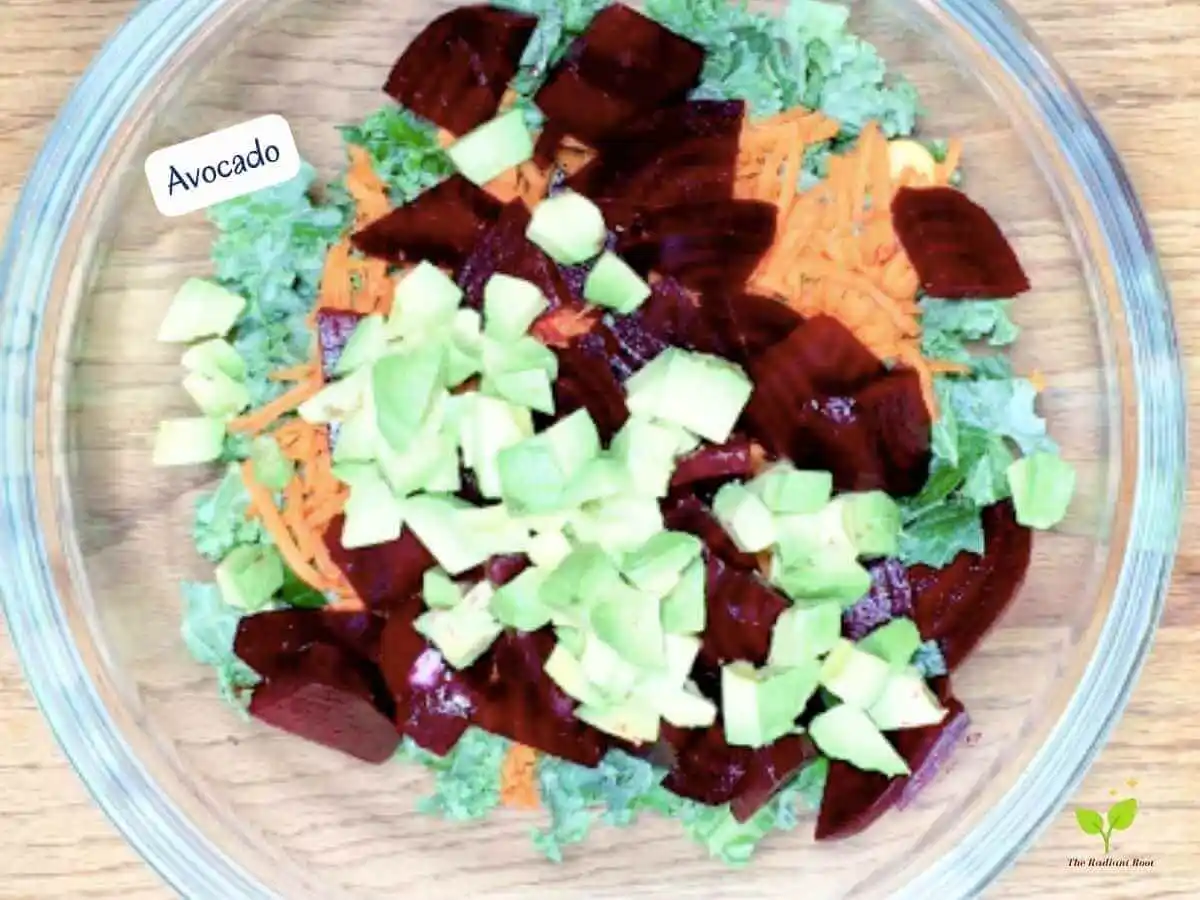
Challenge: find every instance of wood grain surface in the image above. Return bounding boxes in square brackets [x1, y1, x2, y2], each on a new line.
[1, 0, 1197, 898]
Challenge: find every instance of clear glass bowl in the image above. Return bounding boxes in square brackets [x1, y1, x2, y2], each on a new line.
[0, 0, 1184, 897]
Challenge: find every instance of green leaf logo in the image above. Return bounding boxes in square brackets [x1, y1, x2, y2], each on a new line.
[1075, 808, 1104, 836]
[1075, 796, 1139, 854]
[1107, 798, 1138, 832]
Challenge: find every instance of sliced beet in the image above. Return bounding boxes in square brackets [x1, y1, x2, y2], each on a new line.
[455, 201, 578, 311]
[249, 643, 400, 764]
[552, 333, 630, 441]
[853, 369, 932, 498]
[670, 438, 756, 490]
[730, 734, 818, 822]
[383, 6, 537, 136]
[567, 100, 745, 201]
[697, 556, 789, 672]
[815, 690, 969, 840]
[351, 176, 503, 268]
[660, 723, 755, 805]
[323, 518, 436, 611]
[235, 608, 386, 676]
[891, 186, 1031, 299]
[909, 501, 1032, 671]
[662, 494, 759, 572]
[463, 630, 608, 767]
[615, 200, 777, 295]
[315, 309, 364, 380]
[379, 596, 476, 756]
[699, 292, 804, 367]
[842, 559, 915, 641]
[534, 5, 705, 145]
[486, 554, 530, 587]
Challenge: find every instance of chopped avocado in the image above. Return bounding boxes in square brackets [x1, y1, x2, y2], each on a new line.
[625, 348, 753, 444]
[483, 368, 555, 415]
[340, 472, 405, 549]
[397, 494, 491, 575]
[662, 633, 703, 683]
[579, 635, 642, 704]
[576, 698, 661, 745]
[748, 464, 833, 515]
[181, 337, 246, 381]
[539, 545, 616, 624]
[489, 568, 553, 631]
[564, 456, 630, 507]
[527, 529, 573, 570]
[820, 639, 892, 709]
[555, 624, 587, 658]
[376, 422, 456, 497]
[833, 491, 902, 558]
[423, 444, 463, 495]
[660, 557, 707, 635]
[772, 552, 872, 607]
[157, 278, 245, 343]
[768, 602, 843, 667]
[712, 482, 777, 553]
[297, 367, 368, 424]
[646, 683, 718, 729]
[372, 344, 447, 451]
[484, 274, 548, 341]
[589, 580, 668, 671]
[446, 109, 534, 187]
[809, 704, 909, 777]
[621, 531, 703, 596]
[387, 261, 465, 341]
[722, 660, 821, 748]
[482, 336, 558, 383]
[526, 190, 607, 265]
[773, 501, 856, 561]
[584, 251, 651, 314]
[857, 618, 922, 669]
[1007, 451, 1076, 529]
[455, 503, 530, 558]
[458, 393, 534, 499]
[446, 308, 485, 387]
[152, 417, 225, 466]
[249, 435, 293, 491]
[182, 369, 251, 420]
[498, 410, 600, 514]
[867, 668, 948, 731]
[414, 591, 503, 669]
[335, 315, 388, 375]
[330, 461, 378, 487]
[610, 416, 683, 497]
[215, 545, 284, 611]
[423, 569, 464, 611]
[569, 494, 664, 555]
[332, 408, 379, 464]
[544, 642, 607, 707]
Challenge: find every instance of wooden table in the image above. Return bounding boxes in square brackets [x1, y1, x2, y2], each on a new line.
[0, 1, 1196, 897]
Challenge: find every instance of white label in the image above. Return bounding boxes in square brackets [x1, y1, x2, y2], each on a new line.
[144, 114, 301, 217]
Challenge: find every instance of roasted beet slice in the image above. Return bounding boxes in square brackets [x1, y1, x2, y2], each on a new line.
[464, 630, 608, 767]
[552, 334, 630, 441]
[534, 5, 704, 145]
[699, 292, 804, 367]
[891, 186, 1031, 299]
[662, 495, 759, 572]
[909, 501, 1032, 671]
[694, 556, 789, 678]
[615, 201, 777, 294]
[351, 176, 503, 268]
[843, 559, 915, 641]
[568, 100, 745, 200]
[815, 689, 970, 840]
[456, 201, 578, 311]
[486, 554, 530, 587]
[249, 643, 400, 764]
[671, 438, 757, 490]
[379, 597, 476, 756]
[730, 734, 819, 822]
[661, 723, 755, 805]
[854, 369, 932, 498]
[235, 608, 386, 675]
[324, 518, 436, 611]
[315, 309, 364, 380]
[383, 7, 537, 136]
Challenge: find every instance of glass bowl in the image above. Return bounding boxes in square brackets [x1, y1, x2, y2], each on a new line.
[0, 0, 1184, 897]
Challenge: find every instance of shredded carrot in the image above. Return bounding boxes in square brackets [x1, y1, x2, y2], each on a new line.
[346, 144, 391, 228]
[239, 461, 336, 591]
[269, 364, 317, 383]
[227, 379, 322, 434]
[500, 744, 540, 810]
[483, 168, 523, 204]
[437, 128, 456, 149]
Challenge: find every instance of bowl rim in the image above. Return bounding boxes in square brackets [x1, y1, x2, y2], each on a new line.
[0, 1, 1185, 897]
